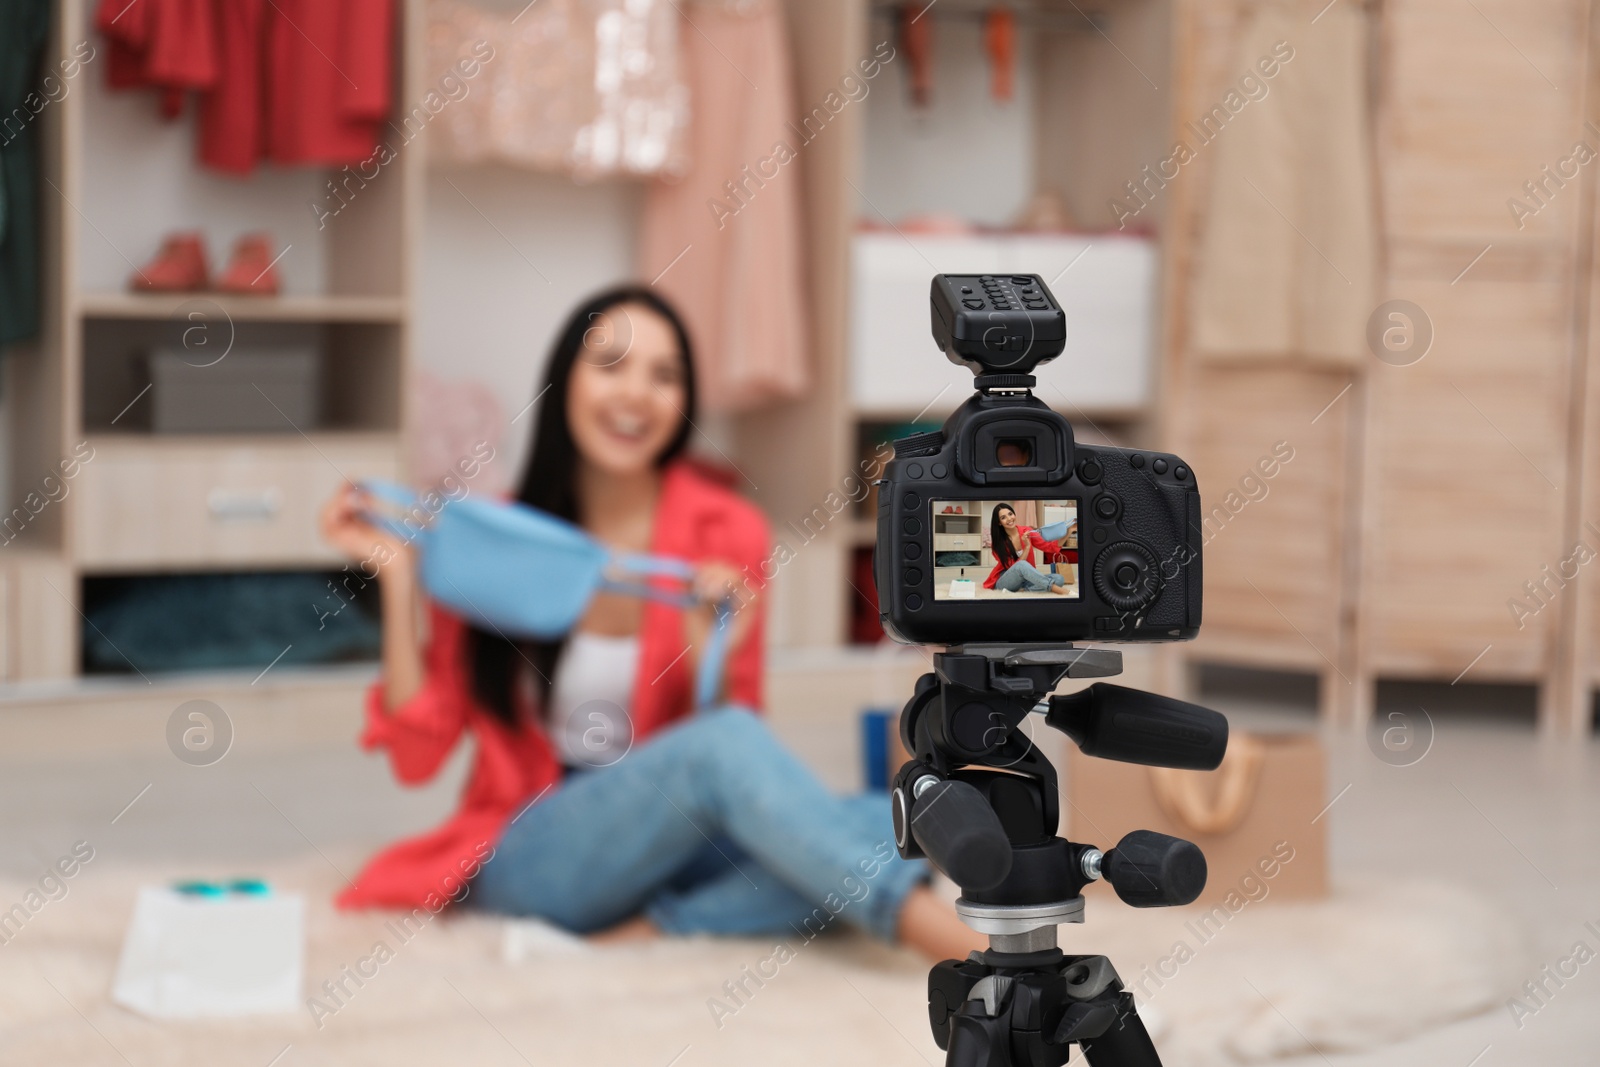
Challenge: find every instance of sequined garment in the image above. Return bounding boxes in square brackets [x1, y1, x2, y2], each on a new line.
[427, 0, 690, 179]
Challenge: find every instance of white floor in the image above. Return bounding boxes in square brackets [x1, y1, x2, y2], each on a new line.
[1, 667, 1596, 1064]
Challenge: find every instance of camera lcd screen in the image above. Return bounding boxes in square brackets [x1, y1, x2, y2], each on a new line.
[930, 500, 1080, 601]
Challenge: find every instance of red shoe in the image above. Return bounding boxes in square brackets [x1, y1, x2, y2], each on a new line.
[131, 232, 209, 292]
[942, 505, 953, 513]
[216, 233, 282, 295]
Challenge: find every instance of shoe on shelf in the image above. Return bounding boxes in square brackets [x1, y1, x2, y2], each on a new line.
[216, 233, 282, 295]
[942, 505, 953, 513]
[131, 232, 209, 292]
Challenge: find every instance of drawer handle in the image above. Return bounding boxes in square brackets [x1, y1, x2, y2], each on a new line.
[207, 487, 282, 522]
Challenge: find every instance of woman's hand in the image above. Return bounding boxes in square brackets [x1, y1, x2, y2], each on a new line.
[320, 483, 412, 574]
[320, 483, 426, 710]
[683, 560, 757, 668]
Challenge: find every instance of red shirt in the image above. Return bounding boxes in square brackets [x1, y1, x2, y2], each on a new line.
[337, 462, 771, 911]
[983, 525, 1060, 589]
[95, 0, 393, 174]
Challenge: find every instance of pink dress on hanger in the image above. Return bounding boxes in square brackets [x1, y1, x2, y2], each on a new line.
[636, 0, 811, 414]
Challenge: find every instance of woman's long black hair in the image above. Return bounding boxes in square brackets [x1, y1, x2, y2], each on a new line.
[466, 286, 698, 729]
[990, 503, 1019, 571]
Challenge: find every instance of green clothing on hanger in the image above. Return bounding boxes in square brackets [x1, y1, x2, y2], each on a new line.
[0, 0, 50, 347]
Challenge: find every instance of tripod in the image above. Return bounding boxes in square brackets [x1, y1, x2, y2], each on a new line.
[890, 645, 1229, 1067]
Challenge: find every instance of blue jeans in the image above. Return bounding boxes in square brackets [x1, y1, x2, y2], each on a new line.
[996, 560, 1064, 592]
[468, 706, 928, 942]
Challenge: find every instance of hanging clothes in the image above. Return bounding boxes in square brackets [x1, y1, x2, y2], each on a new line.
[426, 0, 690, 180]
[1189, 0, 1377, 367]
[196, 0, 266, 174]
[261, 0, 394, 167]
[0, 0, 50, 346]
[94, 0, 394, 174]
[96, 0, 220, 118]
[636, 0, 810, 413]
[984, 8, 1015, 103]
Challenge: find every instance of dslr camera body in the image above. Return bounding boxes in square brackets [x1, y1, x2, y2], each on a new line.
[875, 273, 1202, 645]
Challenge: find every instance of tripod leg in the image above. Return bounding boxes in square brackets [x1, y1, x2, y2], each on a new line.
[1077, 994, 1162, 1067]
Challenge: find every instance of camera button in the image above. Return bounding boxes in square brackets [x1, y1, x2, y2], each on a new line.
[1174, 465, 1189, 481]
[905, 567, 922, 585]
[931, 463, 947, 478]
[1092, 528, 1108, 545]
[903, 517, 921, 535]
[962, 298, 984, 310]
[1129, 454, 1146, 469]
[905, 542, 923, 560]
[1078, 459, 1103, 485]
[1094, 494, 1119, 520]
[907, 463, 923, 478]
[907, 593, 923, 610]
[1152, 458, 1169, 474]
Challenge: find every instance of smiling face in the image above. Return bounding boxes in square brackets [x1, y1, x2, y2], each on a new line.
[565, 302, 689, 477]
[997, 506, 1018, 531]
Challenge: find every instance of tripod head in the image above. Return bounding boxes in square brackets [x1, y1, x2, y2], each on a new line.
[890, 645, 1229, 1065]
[892, 644, 1227, 931]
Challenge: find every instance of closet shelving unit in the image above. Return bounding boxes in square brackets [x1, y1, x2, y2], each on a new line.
[0, 0, 423, 681]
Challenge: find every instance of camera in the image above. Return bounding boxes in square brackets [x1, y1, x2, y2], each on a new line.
[878, 274, 1227, 1066]
[874, 273, 1203, 646]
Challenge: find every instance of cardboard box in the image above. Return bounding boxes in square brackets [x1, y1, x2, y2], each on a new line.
[1065, 732, 1328, 907]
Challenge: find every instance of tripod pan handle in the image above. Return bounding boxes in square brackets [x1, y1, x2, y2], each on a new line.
[905, 780, 1013, 891]
[1102, 830, 1206, 907]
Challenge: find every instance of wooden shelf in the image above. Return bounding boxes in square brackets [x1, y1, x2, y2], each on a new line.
[78, 292, 406, 324]
[84, 430, 401, 452]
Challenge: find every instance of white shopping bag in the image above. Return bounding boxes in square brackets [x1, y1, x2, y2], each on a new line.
[112, 885, 304, 1018]
[948, 578, 977, 599]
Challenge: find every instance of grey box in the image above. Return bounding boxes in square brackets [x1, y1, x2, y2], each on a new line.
[147, 347, 322, 434]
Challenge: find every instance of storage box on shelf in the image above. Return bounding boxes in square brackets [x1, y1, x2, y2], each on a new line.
[0, 0, 423, 682]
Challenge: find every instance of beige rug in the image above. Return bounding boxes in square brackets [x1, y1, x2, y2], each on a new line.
[0, 855, 1525, 1066]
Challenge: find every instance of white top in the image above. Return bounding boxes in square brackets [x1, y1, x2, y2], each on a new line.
[546, 631, 640, 768]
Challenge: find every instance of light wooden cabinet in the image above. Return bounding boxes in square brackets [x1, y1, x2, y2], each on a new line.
[1166, 0, 1600, 732]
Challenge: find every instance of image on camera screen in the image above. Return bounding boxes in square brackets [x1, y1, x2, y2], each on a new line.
[930, 499, 1081, 601]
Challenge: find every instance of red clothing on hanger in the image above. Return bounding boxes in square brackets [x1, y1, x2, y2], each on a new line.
[197, 0, 266, 174]
[262, 0, 394, 167]
[336, 462, 771, 912]
[96, 0, 220, 118]
[97, 0, 394, 173]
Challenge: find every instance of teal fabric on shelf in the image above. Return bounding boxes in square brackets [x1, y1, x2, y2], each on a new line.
[82, 572, 382, 675]
[0, 0, 50, 346]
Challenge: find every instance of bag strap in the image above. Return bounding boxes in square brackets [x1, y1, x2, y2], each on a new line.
[357, 480, 434, 546]
[1148, 733, 1267, 836]
[603, 555, 733, 711]
[693, 600, 733, 710]
[599, 553, 698, 604]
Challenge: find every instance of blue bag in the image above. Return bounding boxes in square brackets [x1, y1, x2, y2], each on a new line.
[359, 481, 731, 709]
[1036, 520, 1072, 543]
